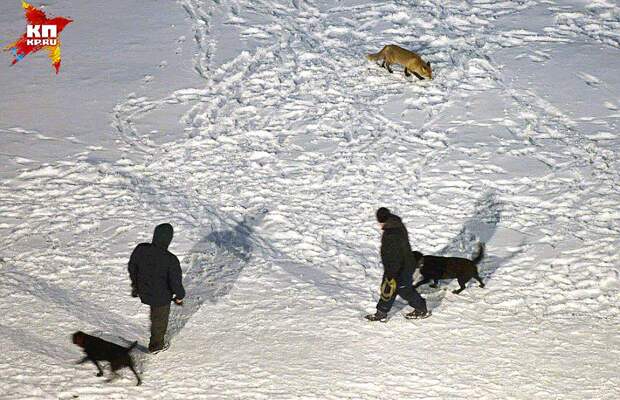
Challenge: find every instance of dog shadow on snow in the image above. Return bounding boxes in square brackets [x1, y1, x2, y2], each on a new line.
[392, 191, 514, 313]
[164, 209, 268, 341]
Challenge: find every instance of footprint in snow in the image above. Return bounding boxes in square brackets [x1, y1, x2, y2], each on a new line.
[576, 72, 601, 87]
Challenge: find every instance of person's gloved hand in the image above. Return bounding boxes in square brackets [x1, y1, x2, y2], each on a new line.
[131, 286, 138, 298]
[173, 297, 184, 306]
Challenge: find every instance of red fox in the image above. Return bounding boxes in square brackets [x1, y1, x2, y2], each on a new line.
[367, 44, 432, 80]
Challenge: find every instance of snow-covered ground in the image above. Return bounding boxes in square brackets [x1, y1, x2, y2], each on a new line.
[1, 0, 619, 398]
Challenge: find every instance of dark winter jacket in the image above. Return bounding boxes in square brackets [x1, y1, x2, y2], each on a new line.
[380, 215, 415, 280]
[128, 223, 185, 307]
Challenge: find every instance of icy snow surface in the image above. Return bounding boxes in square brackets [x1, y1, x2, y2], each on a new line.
[0, 0, 619, 399]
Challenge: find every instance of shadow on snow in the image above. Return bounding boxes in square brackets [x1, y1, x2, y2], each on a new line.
[165, 209, 268, 341]
[397, 191, 509, 312]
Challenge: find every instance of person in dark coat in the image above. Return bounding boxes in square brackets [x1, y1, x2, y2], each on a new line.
[366, 208, 428, 321]
[128, 223, 185, 352]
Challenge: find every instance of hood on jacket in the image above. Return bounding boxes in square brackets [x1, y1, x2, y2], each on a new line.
[382, 214, 404, 231]
[152, 223, 174, 249]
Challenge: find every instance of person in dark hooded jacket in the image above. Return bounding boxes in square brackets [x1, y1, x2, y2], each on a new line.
[366, 208, 428, 321]
[128, 223, 185, 352]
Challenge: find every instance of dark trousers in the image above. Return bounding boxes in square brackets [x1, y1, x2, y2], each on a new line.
[376, 268, 426, 313]
[149, 303, 170, 351]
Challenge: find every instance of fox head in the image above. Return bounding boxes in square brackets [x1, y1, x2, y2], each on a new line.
[422, 61, 432, 80]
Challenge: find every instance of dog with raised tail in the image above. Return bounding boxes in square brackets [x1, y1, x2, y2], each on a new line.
[367, 44, 432, 80]
[72, 331, 142, 385]
[412, 243, 485, 294]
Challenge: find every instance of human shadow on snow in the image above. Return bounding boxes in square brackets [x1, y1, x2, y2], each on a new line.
[79, 159, 267, 344]
[165, 209, 268, 341]
[394, 191, 508, 312]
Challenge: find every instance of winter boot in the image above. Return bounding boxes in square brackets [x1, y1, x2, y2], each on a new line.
[149, 342, 170, 354]
[405, 309, 431, 319]
[365, 310, 388, 322]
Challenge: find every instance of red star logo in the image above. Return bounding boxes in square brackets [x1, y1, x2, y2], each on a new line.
[4, 1, 73, 73]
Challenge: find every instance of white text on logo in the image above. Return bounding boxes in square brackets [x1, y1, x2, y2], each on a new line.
[26, 24, 58, 46]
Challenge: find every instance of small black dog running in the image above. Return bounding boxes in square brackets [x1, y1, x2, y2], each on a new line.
[412, 243, 485, 294]
[72, 331, 142, 386]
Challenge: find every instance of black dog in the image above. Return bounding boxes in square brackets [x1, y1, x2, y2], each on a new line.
[412, 243, 485, 294]
[72, 331, 142, 385]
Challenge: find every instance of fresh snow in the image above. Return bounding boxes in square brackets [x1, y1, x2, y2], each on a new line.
[0, 0, 619, 399]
